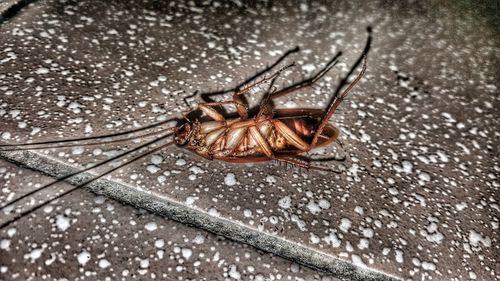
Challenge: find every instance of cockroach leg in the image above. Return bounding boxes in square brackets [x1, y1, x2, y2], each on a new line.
[182, 90, 199, 109]
[311, 55, 367, 148]
[273, 120, 310, 151]
[248, 126, 273, 158]
[273, 156, 341, 173]
[257, 63, 296, 118]
[198, 104, 226, 122]
[270, 51, 342, 100]
[230, 62, 296, 119]
[200, 46, 300, 103]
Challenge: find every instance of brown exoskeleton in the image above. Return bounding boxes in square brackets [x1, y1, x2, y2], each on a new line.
[174, 56, 366, 172]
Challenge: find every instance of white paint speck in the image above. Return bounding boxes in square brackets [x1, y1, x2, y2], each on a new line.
[155, 239, 164, 248]
[151, 155, 163, 165]
[224, 173, 237, 186]
[323, 231, 341, 248]
[339, 218, 352, 232]
[145, 222, 157, 231]
[306, 200, 321, 215]
[0, 239, 11, 251]
[77, 251, 91, 266]
[36, 67, 50, 74]
[25, 248, 44, 262]
[318, 199, 330, 209]
[56, 215, 71, 231]
[175, 158, 186, 166]
[192, 234, 205, 244]
[265, 175, 276, 184]
[228, 264, 241, 280]
[181, 248, 192, 260]
[98, 259, 110, 269]
[351, 254, 366, 267]
[278, 196, 292, 209]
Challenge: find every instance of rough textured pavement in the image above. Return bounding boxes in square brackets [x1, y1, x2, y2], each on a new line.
[0, 0, 499, 280]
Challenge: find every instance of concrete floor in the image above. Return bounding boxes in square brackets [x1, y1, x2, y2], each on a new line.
[0, 0, 498, 280]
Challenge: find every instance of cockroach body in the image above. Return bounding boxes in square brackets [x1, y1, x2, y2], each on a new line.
[171, 52, 367, 172]
[175, 109, 340, 171]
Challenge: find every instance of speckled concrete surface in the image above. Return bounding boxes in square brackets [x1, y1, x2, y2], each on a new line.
[0, 0, 499, 280]
[0, 159, 339, 281]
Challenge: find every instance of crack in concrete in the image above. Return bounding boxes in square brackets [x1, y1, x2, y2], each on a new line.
[0, 0, 40, 24]
[0, 150, 401, 281]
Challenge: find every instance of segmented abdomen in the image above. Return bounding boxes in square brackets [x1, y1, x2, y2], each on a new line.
[190, 118, 302, 158]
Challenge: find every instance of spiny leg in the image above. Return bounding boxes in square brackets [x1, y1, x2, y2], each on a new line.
[256, 63, 296, 118]
[273, 156, 341, 173]
[269, 51, 342, 100]
[231, 62, 296, 119]
[248, 125, 273, 158]
[200, 46, 300, 103]
[310, 28, 372, 148]
[310, 55, 367, 148]
[198, 103, 227, 122]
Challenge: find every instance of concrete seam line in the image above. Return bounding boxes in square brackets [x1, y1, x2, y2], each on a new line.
[0, 0, 41, 24]
[0, 150, 401, 281]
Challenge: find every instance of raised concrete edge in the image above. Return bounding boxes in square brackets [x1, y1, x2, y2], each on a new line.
[0, 150, 401, 281]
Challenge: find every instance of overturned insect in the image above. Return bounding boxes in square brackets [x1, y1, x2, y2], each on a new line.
[0, 30, 371, 228]
[175, 57, 366, 172]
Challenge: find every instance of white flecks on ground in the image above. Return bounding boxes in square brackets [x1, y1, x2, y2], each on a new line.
[278, 196, 292, 209]
[1, 131, 11, 140]
[151, 155, 163, 165]
[351, 255, 366, 267]
[35, 67, 50, 74]
[24, 248, 44, 262]
[77, 251, 91, 266]
[306, 200, 321, 215]
[0, 239, 11, 251]
[323, 231, 341, 248]
[192, 234, 205, 244]
[181, 248, 192, 260]
[208, 207, 220, 217]
[144, 222, 158, 231]
[139, 258, 149, 269]
[468, 230, 491, 249]
[0, 2, 498, 280]
[395, 250, 404, 263]
[318, 199, 331, 209]
[265, 175, 276, 184]
[228, 264, 241, 280]
[154, 239, 164, 248]
[243, 209, 252, 217]
[175, 158, 186, 166]
[98, 259, 111, 269]
[185, 196, 198, 205]
[224, 173, 237, 186]
[421, 261, 436, 271]
[339, 218, 352, 233]
[55, 215, 71, 232]
[146, 164, 161, 174]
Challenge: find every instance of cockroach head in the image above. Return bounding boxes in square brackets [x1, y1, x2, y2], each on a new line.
[174, 123, 191, 145]
[174, 121, 199, 146]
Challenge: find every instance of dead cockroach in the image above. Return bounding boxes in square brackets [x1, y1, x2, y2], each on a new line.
[174, 56, 365, 172]
[0, 30, 371, 228]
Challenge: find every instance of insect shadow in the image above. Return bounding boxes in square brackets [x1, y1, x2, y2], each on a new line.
[0, 26, 372, 229]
